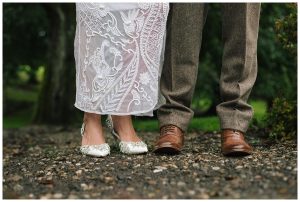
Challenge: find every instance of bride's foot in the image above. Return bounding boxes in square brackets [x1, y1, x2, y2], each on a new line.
[80, 112, 110, 157]
[82, 113, 106, 145]
[106, 115, 148, 154]
[111, 115, 141, 142]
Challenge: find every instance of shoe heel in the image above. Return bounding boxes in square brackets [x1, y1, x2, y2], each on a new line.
[81, 122, 86, 137]
[105, 115, 120, 140]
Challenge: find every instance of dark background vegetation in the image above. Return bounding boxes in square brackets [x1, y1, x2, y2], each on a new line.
[3, 3, 297, 140]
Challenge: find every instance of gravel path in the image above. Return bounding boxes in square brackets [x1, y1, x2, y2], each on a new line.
[3, 125, 297, 199]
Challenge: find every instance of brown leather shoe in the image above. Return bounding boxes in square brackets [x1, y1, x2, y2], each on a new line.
[221, 129, 252, 156]
[153, 125, 184, 154]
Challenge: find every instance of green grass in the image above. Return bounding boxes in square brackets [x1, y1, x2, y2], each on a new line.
[134, 100, 267, 132]
[189, 116, 219, 132]
[134, 116, 220, 132]
[3, 85, 38, 129]
[3, 85, 268, 131]
[3, 106, 35, 128]
[5, 86, 39, 103]
[250, 99, 267, 122]
[133, 118, 159, 132]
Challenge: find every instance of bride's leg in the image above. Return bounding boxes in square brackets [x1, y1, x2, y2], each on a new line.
[111, 115, 141, 142]
[82, 112, 106, 145]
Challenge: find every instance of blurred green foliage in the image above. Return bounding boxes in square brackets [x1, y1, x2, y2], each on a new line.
[255, 3, 297, 103]
[3, 3, 49, 86]
[264, 4, 297, 140]
[250, 100, 268, 123]
[275, 3, 297, 56]
[194, 3, 297, 113]
[194, 4, 222, 114]
[265, 98, 297, 140]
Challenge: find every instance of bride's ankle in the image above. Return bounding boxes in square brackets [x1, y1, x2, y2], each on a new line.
[81, 127, 106, 145]
[111, 116, 134, 133]
[84, 112, 100, 122]
[111, 115, 141, 141]
[82, 113, 106, 145]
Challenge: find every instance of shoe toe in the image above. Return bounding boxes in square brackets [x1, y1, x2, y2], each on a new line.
[120, 141, 148, 154]
[80, 144, 110, 157]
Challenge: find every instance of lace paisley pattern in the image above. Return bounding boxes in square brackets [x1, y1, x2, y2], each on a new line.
[74, 3, 169, 116]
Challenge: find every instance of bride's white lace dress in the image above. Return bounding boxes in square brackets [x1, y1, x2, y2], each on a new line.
[74, 3, 169, 116]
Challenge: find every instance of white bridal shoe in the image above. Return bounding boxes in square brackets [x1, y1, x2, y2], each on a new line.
[80, 123, 110, 157]
[105, 115, 148, 154]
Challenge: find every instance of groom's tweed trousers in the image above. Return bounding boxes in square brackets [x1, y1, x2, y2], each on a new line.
[157, 3, 261, 133]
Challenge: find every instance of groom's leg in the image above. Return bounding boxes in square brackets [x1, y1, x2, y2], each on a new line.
[157, 3, 208, 132]
[217, 3, 260, 133]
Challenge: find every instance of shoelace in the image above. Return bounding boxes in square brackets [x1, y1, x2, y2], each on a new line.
[222, 130, 245, 141]
[161, 125, 177, 135]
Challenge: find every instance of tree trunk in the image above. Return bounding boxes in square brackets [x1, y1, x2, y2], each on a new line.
[34, 3, 77, 124]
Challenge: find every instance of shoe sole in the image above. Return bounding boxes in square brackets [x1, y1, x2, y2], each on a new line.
[81, 152, 110, 157]
[153, 146, 181, 155]
[222, 149, 252, 157]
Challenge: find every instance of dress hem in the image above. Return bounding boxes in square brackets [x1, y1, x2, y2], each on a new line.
[74, 102, 160, 117]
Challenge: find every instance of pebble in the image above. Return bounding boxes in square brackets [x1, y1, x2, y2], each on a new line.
[126, 187, 135, 192]
[40, 193, 53, 199]
[104, 176, 114, 183]
[177, 182, 186, 187]
[53, 193, 63, 199]
[80, 183, 92, 191]
[36, 171, 44, 177]
[188, 190, 196, 195]
[153, 169, 162, 173]
[177, 191, 184, 196]
[148, 180, 156, 185]
[255, 175, 262, 180]
[83, 194, 91, 199]
[8, 175, 22, 182]
[75, 170, 83, 176]
[133, 164, 141, 168]
[153, 166, 167, 173]
[197, 193, 210, 199]
[72, 176, 80, 180]
[68, 194, 79, 199]
[148, 193, 155, 198]
[193, 163, 200, 169]
[13, 184, 23, 192]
